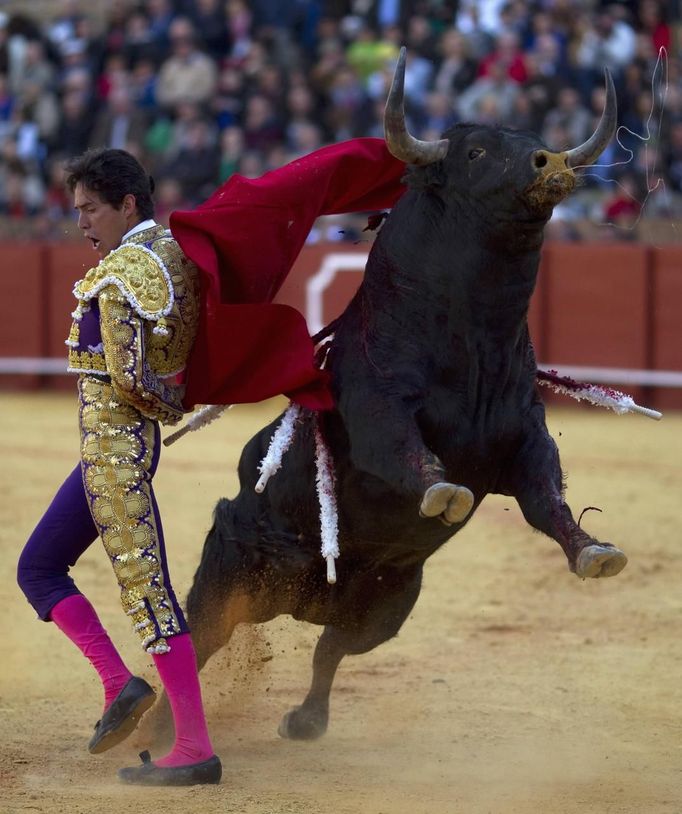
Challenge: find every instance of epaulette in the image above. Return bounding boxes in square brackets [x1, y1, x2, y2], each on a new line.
[72, 244, 174, 335]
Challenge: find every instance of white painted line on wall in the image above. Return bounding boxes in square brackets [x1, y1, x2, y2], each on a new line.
[305, 252, 368, 335]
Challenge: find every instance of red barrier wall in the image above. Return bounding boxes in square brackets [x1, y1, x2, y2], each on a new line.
[651, 246, 682, 412]
[2, 240, 681, 410]
[541, 244, 651, 405]
[44, 243, 96, 390]
[0, 244, 46, 389]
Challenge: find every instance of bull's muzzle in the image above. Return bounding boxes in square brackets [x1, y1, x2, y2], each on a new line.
[524, 150, 576, 212]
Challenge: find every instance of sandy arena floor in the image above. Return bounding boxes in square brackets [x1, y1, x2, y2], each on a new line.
[1, 391, 681, 814]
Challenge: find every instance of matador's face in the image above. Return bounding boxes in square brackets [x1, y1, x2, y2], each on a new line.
[74, 184, 135, 260]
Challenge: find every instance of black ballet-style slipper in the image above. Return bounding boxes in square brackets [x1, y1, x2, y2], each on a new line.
[88, 676, 156, 754]
[117, 750, 223, 786]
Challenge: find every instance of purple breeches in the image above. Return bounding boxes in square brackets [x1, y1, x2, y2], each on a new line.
[17, 376, 189, 653]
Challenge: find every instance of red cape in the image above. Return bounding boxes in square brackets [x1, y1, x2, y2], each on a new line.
[170, 138, 406, 411]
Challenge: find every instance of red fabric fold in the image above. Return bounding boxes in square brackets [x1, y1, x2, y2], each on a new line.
[170, 138, 406, 411]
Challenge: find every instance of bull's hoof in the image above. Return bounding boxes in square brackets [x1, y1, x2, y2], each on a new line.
[420, 482, 474, 525]
[575, 544, 627, 579]
[278, 705, 328, 741]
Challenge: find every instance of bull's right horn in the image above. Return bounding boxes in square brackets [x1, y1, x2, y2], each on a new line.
[565, 68, 617, 168]
[384, 47, 449, 165]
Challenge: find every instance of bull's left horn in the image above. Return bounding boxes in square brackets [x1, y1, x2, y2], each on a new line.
[565, 68, 617, 168]
[384, 47, 449, 165]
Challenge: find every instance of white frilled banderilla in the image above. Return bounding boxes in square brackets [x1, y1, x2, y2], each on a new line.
[163, 400, 341, 584]
[255, 402, 340, 584]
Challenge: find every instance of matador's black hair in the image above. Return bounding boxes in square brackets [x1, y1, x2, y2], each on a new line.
[65, 148, 155, 220]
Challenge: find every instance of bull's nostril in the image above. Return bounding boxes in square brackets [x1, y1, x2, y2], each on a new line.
[534, 152, 548, 169]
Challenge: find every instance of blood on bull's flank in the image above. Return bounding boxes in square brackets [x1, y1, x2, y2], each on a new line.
[176, 48, 633, 743]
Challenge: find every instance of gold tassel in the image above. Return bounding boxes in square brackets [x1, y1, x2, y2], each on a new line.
[65, 317, 81, 348]
[153, 316, 169, 336]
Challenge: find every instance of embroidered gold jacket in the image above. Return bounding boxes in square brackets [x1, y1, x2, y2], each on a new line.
[67, 224, 200, 425]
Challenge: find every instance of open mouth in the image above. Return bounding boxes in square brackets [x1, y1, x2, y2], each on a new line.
[88, 237, 101, 251]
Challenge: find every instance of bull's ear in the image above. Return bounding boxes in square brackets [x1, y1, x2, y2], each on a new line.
[403, 163, 446, 190]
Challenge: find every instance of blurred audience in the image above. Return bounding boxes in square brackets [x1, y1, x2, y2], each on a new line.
[0, 0, 678, 240]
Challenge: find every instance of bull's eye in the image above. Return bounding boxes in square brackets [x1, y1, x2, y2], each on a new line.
[468, 148, 485, 161]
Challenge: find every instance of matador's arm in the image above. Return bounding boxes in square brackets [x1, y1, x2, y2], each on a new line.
[98, 284, 185, 425]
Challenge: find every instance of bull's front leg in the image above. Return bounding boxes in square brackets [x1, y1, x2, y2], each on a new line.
[339, 395, 473, 525]
[505, 411, 627, 578]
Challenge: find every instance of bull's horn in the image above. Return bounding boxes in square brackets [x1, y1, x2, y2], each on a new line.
[565, 68, 617, 168]
[384, 46, 449, 165]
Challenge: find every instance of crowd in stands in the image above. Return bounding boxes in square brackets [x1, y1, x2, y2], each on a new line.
[0, 0, 679, 241]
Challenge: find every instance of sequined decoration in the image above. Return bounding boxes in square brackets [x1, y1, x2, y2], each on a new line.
[79, 376, 182, 652]
[67, 226, 200, 386]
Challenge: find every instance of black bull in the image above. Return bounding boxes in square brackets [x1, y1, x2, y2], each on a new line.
[181, 52, 626, 741]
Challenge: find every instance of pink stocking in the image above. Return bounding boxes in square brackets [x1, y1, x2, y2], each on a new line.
[50, 593, 133, 711]
[152, 632, 214, 767]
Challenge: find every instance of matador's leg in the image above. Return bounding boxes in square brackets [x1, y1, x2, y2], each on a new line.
[79, 376, 189, 653]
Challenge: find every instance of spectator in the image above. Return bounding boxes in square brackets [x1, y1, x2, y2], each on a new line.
[89, 85, 149, 152]
[421, 91, 459, 140]
[217, 124, 244, 183]
[153, 176, 187, 227]
[13, 39, 55, 96]
[44, 0, 82, 57]
[542, 86, 592, 150]
[0, 150, 44, 216]
[573, 7, 637, 79]
[345, 22, 399, 84]
[663, 118, 682, 194]
[636, 0, 671, 54]
[433, 29, 478, 97]
[187, 0, 230, 62]
[457, 6, 495, 63]
[225, 0, 253, 61]
[0, 72, 15, 142]
[401, 47, 435, 109]
[129, 57, 158, 112]
[152, 100, 204, 165]
[159, 115, 220, 204]
[405, 15, 439, 63]
[603, 170, 642, 236]
[53, 89, 96, 157]
[96, 53, 129, 103]
[309, 36, 346, 98]
[122, 10, 162, 70]
[19, 79, 60, 147]
[156, 17, 218, 111]
[284, 83, 320, 148]
[478, 31, 528, 83]
[146, 0, 175, 52]
[242, 93, 284, 152]
[43, 155, 72, 220]
[211, 64, 246, 130]
[326, 63, 370, 139]
[287, 120, 323, 159]
[456, 0, 508, 39]
[236, 149, 265, 179]
[253, 62, 287, 119]
[522, 50, 563, 133]
[457, 60, 520, 125]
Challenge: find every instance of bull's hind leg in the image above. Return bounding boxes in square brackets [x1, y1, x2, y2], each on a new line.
[277, 626, 347, 740]
[278, 565, 423, 740]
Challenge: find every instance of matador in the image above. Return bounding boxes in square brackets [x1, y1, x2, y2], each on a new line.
[17, 148, 221, 786]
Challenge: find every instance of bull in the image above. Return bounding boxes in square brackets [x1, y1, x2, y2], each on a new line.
[183, 49, 625, 741]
